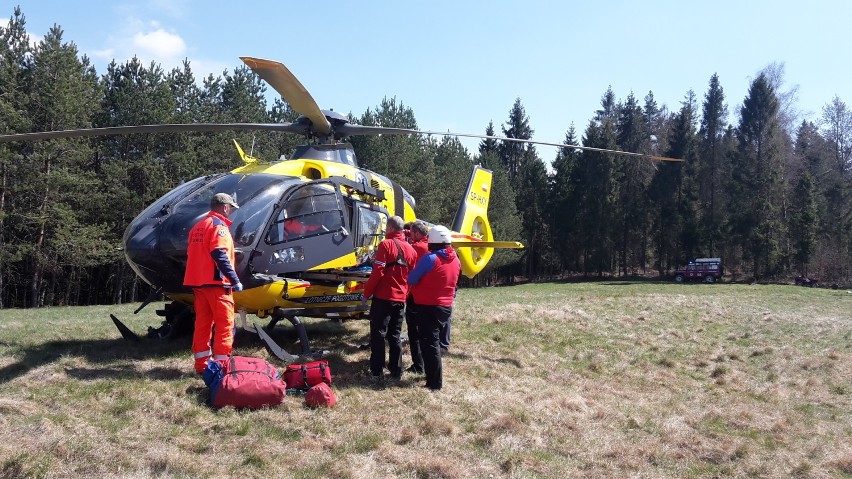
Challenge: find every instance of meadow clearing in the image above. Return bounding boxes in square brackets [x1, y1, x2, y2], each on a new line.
[0, 281, 850, 478]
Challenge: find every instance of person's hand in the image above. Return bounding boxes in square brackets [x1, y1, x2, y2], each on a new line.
[361, 296, 369, 306]
[233, 282, 243, 292]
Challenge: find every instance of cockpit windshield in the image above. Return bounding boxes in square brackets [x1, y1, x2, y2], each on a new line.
[176, 173, 301, 247]
[266, 182, 345, 244]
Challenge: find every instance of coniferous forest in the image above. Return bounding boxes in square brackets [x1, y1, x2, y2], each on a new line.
[1, 7, 850, 308]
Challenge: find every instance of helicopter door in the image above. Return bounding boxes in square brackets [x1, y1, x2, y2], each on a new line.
[351, 203, 388, 266]
[253, 181, 354, 275]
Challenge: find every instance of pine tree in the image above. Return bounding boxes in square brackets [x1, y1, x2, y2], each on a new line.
[728, 73, 786, 278]
[615, 92, 653, 275]
[163, 60, 204, 181]
[698, 73, 729, 256]
[478, 121, 499, 159]
[20, 25, 100, 306]
[0, 7, 32, 307]
[572, 116, 617, 276]
[498, 98, 534, 184]
[428, 136, 472, 224]
[649, 92, 697, 274]
[549, 125, 580, 271]
[789, 172, 817, 274]
[349, 97, 433, 218]
[497, 99, 549, 278]
[801, 115, 850, 279]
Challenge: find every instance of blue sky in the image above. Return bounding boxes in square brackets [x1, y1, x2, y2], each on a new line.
[8, 0, 852, 161]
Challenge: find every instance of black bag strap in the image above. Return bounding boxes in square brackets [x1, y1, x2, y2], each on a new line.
[388, 238, 409, 267]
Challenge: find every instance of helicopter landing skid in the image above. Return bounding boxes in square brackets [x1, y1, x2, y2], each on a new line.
[110, 314, 141, 342]
[254, 322, 299, 362]
[239, 309, 329, 362]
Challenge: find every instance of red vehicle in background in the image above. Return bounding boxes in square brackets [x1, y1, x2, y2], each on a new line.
[794, 275, 819, 287]
[674, 258, 723, 283]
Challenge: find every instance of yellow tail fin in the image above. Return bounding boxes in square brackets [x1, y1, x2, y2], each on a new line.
[451, 166, 516, 278]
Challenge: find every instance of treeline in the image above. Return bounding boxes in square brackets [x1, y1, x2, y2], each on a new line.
[1, 8, 851, 308]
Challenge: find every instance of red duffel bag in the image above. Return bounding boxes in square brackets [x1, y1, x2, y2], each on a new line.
[305, 382, 337, 408]
[283, 359, 332, 389]
[202, 356, 287, 409]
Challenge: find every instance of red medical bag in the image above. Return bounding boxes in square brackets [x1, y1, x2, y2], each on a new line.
[203, 356, 287, 409]
[283, 359, 332, 389]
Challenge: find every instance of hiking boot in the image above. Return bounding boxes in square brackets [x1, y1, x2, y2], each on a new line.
[405, 365, 424, 374]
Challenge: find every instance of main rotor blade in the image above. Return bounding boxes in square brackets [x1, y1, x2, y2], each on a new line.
[416, 131, 684, 162]
[336, 124, 420, 137]
[0, 123, 307, 143]
[336, 125, 684, 162]
[240, 57, 332, 136]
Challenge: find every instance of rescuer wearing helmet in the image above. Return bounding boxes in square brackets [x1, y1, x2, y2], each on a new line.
[362, 215, 418, 381]
[183, 193, 244, 374]
[403, 221, 430, 374]
[408, 225, 461, 391]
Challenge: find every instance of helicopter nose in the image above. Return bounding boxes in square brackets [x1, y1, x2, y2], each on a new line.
[124, 217, 162, 278]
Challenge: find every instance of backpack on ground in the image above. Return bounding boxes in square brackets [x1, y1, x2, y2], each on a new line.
[283, 359, 333, 389]
[202, 356, 287, 409]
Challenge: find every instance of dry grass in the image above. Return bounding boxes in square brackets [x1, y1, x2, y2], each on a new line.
[0, 282, 850, 478]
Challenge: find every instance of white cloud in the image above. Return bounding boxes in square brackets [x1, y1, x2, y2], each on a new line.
[132, 27, 186, 59]
[87, 18, 189, 72]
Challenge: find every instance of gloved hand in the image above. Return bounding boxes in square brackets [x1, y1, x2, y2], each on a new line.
[233, 282, 243, 292]
[361, 296, 369, 306]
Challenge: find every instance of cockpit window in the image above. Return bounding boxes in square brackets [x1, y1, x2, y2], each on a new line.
[266, 182, 345, 244]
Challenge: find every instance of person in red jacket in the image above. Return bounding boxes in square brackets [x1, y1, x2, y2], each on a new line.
[362, 216, 417, 380]
[403, 221, 430, 374]
[408, 225, 461, 391]
[184, 193, 243, 374]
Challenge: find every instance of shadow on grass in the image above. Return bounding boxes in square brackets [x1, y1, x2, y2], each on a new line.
[0, 318, 365, 386]
[0, 336, 190, 384]
[0, 316, 466, 394]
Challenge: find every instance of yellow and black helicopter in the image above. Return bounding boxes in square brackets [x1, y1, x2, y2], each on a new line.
[0, 57, 681, 359]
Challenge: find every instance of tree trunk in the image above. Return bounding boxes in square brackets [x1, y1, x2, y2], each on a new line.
[30, 156, 51, 308]
[0, 160, 5, 309]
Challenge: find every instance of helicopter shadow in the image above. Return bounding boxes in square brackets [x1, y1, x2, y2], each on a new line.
[0, 336, 192, 385]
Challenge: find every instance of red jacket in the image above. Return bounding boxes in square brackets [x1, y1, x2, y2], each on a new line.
[410, 236, 430, 261]
[362, 230, 418, 302]
[408, 246, 461, 307]
[183, 212, 239, 288]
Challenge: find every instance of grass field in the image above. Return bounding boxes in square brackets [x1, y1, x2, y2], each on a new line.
[0, 281, 850, 478]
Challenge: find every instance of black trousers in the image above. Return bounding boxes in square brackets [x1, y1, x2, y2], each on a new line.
[405, 296, 423, 370]
[369, 297, 405, 377]
[440, 314, 451, 350]
[416, 304, 453, 390]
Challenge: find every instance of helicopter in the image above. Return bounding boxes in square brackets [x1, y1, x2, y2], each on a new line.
[0, 57, 682, 360]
